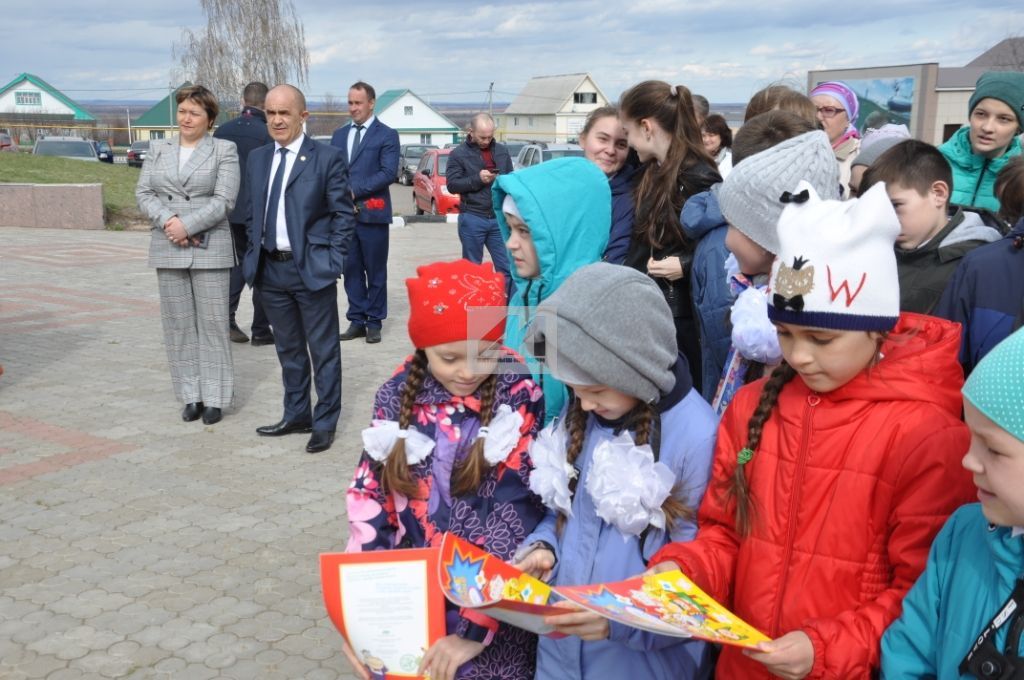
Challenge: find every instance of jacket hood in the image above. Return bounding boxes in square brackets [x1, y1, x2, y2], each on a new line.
[812, 313, 965, 414]
[680, 184, 726, 241]
[938, 209, 1002, 249]
[494, 156, 611, 306]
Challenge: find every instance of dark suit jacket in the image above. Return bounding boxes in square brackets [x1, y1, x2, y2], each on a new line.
[242, 135, 356, 291]
[329, 118, 400, 225]
[213, 107, 272, 225]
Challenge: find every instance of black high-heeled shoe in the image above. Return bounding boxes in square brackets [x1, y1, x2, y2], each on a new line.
[202, 407, 222, 425]
[182, 402, 204, 422]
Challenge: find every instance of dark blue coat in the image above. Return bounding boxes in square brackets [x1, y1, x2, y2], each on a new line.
[212, 106, 271, 225]
[681, 186, 734, 402]
[446, 137, 514, 218]
[602, 161, 638, 265]
[241, 135, 356, 291]
[934, 218, 1024, 375]
[329, 118, 399, 225]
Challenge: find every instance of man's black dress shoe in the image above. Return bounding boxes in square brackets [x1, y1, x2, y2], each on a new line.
[182, 402, 204, 422]
[202, 407, 222, 425]
[250, 333, 275, 346]
[229, 323, 249, 343]
[306, 430, 335, 453]
[339, 323, 366, 341]
[256, 419, 313, 436]
[366, 327, 382, 344]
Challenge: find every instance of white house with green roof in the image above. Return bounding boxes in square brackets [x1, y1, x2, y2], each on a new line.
[373, 89, 459, 146]
[0, 73, 96, 140]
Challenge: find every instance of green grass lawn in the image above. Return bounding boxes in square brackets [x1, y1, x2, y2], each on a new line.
[0, 153, 145, 229]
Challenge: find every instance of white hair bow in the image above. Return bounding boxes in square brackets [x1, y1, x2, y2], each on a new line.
[361, 420, 435, 465]
[586, 432, 675, 537]
[528, 421, 576, 517]
[475, 404, 525, 465]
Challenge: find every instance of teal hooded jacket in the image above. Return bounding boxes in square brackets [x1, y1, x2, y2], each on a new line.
[881, 504, 1024, 678]
[493, 157, 611, 424]
[940, 126, 1022, 213]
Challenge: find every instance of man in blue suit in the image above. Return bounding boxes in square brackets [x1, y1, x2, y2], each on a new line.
[330, 81, 400, 345]
[214, 81, 274, 346]
[242, 84, 356, 453]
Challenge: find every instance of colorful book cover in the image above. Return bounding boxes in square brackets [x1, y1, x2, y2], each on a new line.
[320, 548, 446, 679]
[438, 533, 768, 649]
[558, 571, 770, 649]
[438, 534, 567, 638]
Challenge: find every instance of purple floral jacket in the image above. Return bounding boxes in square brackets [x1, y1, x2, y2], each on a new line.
[346, 351, 546, 680]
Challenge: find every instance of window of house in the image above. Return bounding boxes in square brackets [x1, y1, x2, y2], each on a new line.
[513, 117, 519, 126]
[420, 133, 432, 144]
[528, 117, 534, 127]
[151, 130, 165, 140]
[15, 91, 42, 106]
[404, 106, 413, 115]
[573, 92, 597, 104]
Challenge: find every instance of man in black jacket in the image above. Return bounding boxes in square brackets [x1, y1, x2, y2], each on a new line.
[445, 113, 513, 291]
[214, 81, 274, 345]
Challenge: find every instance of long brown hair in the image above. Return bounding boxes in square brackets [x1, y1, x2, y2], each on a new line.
[556, 396, 693, 533]
[620, 81, 717, 254]
[725, 363, 797, 535]
[379, 349, 501, 499]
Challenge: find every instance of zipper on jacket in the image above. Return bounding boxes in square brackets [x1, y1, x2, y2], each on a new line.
[970, 158, 990, 206]
[770, 393, 819, 637]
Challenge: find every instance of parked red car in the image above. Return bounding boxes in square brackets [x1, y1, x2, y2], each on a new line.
[413, 149, 460, 216]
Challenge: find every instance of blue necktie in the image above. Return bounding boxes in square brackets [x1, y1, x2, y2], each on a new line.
[351, 125, 364, 160]
[263, 147, 288, 252]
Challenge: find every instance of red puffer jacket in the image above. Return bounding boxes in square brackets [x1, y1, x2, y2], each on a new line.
[650, 313, 975, 678]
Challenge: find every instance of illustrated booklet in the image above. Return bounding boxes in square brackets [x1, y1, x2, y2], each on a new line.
[320, 548, 445, 679]
[439, 533, 769, 649]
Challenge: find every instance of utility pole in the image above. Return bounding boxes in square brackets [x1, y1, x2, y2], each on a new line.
[487, 82, 494, 117]
[126, 107, 132, 144]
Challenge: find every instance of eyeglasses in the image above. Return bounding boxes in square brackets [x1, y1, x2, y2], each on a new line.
[816, 106, 846, 119]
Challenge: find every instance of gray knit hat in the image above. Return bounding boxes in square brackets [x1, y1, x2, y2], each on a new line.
[852, 124, 911, 169]
[525, 263, 677, 403]
[718, 129, 840, 254]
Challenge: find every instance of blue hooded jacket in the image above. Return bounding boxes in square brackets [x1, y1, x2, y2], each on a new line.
[881, 504, 1024, 678]
[494, 157, 611, 424]
[934, 218, 1024, 375]
[680, 185, 734, 402]
[939, 126, 1022, 214]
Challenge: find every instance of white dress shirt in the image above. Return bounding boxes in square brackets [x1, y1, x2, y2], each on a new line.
[267, 134, 306, 252]
[347, 115, 375, 159]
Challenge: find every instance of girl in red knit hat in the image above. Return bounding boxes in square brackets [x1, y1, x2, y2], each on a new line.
[343, 259, 546, 680]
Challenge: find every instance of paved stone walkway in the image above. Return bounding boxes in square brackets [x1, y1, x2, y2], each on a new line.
[0, 221, 465, 679]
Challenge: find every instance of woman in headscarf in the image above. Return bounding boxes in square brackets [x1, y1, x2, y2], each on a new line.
[810, 81, 861, 198]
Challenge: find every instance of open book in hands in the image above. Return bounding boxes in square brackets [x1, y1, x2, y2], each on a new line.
[439, 533, 769, 649]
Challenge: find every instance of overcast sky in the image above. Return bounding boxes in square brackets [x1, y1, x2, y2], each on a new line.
[4, 0, 1023, 105]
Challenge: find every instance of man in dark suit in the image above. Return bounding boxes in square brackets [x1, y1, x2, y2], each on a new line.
[214, 81, 274, 346]
[242, 84, 355, 453]
[330, 81, 400, 345]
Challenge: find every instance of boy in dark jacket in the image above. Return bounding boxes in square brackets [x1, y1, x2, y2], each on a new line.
[861, 140, 1001, 315]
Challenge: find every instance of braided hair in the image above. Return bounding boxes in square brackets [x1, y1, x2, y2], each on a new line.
[556, 395, 694, 534]
[450, 370, 501, 497]
[726, 363, 797, 535]
[380, 350, 430, 498]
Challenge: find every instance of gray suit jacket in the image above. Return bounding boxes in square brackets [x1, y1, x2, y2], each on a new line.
[137, 135, 240, 269]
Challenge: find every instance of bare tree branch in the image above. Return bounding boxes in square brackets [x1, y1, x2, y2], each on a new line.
[173, 0, 310, 102]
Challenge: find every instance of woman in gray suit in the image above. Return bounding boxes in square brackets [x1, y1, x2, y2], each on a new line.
[136, 85, 240, 424]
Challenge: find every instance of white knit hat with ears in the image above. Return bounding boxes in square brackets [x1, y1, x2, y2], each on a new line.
[767, 180, 901, 332]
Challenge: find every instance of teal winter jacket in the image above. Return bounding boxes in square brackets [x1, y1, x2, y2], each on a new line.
[939, 126, 1022, 214]
[881, 504, 1024, 678]
[493, 157, 610, 424]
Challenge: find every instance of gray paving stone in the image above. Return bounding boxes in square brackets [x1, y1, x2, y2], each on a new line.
[1, 218, 462, 679]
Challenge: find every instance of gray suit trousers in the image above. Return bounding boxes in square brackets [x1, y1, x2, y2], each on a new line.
[157, 268, 233, 408]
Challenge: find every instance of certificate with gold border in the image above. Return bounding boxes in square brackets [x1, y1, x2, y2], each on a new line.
[321, 549, 445, 679]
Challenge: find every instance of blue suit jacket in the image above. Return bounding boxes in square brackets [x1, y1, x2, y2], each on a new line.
[242, 135, 356, 291]
[329, 118, 400, 225]
[213, 106, 271, 225]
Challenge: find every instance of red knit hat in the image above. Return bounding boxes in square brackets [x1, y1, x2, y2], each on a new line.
[406, 260, 507, 349]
